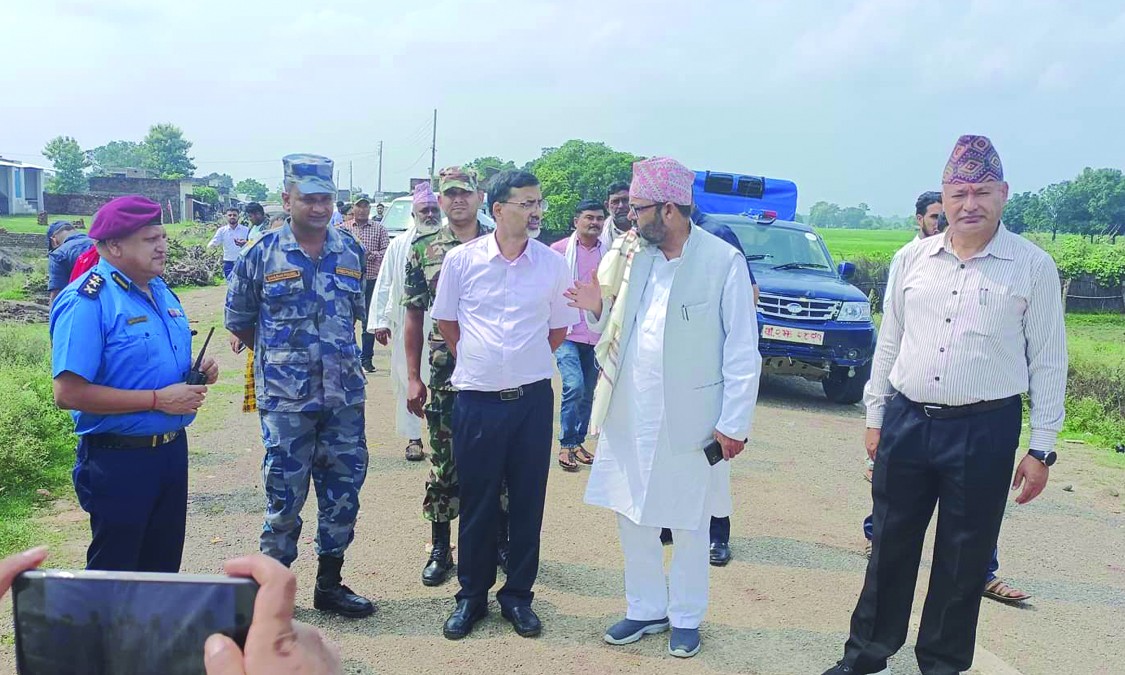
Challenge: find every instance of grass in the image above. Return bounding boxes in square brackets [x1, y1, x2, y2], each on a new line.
[0, 214, 199, 235]
[818, 228, 916, 261]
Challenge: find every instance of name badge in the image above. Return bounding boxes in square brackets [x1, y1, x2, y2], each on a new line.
[336, 266, 362, 280]
[127, 315, 148, 325]
[265, 269, 302, 283]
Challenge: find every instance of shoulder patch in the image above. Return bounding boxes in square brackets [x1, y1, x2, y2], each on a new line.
[336, 266, 362, 280]
[265, 269, 302, 283]
[78, 272, 106, 299]
[111, 271, 130, 290]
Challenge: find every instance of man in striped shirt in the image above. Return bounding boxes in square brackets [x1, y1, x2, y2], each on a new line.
[342, 195, 390, 373]
[823, 136, 1067, 675]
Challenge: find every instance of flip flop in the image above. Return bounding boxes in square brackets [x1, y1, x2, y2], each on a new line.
[983, 578, 1032, 603]
[574, 446, 595, 465]
[405, 440, 424, 462]
[558, 448, 579, 472]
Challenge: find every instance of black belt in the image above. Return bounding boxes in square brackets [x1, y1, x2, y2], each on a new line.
[86, 430, 183, 449]
[908, 396, 1020, 420]
[460, 379, 550, 402]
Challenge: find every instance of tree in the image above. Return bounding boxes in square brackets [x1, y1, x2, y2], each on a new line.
[87, 140, 146, 175]
[142, 123, 195, 179]
[525, 140, 641, 230]
[42, 136, 90, 193]
[193, 186, 219, 206]
[203, 172, 234, 191]
[1002, 191, 1040, 234]
[235, 178, 269, 201]
[465, 156, 518, 183]
[1071, 167, 1125, 243]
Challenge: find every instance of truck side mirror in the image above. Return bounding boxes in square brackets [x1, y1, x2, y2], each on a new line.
[838, 261, 856, 280]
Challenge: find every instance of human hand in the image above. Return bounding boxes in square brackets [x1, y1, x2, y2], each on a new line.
[564, 271, 603, 318]
[201, 356, 220, 384]
[374, 328, 391, 346]
[203, 554, 341, 675]
[865, 428, 881, 461]
[229, 334, 245, 354]
[1012, 454, 1049, 505]
[0, 546, 48, 599]
[156, 383, 208, 414]
[407, 378, 428, 418]
[714, 430, 745, 460]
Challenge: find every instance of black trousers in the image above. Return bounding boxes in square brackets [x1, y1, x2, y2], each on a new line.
[844, 393, 1021, 675]
[453, 380, 553, 610]
[361, 279, 376, 361]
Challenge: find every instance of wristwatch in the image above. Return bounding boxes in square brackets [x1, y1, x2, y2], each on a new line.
[1027, 449, 1057, 467]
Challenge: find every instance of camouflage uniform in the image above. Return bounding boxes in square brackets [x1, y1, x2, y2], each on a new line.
[225, 156, 369, 568]
[404, 210, 507, 523]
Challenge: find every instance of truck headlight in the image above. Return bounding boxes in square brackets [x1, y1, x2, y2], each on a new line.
[838, 301, 872, 322]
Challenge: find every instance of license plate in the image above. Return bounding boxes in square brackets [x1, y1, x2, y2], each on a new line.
[761, 325, 825, 345]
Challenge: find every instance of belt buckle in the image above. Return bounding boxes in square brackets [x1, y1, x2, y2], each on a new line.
[499, 387, 522, 401]
[922, 404, 943, 418]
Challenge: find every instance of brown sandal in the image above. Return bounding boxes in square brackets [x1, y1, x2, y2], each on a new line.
[573, 446, 595, 465]
[558, 447, 579, 472]
[405, 439, 424, 462]
[983, 578, 1032, 603]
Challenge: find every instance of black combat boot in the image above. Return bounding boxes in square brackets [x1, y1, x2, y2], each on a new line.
[422, 521, 455, 586]
[313, 555, 375, 618]
[496, 511, 510, 575]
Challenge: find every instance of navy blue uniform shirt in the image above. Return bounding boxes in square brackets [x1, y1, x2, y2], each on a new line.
[47, 233, 94, 292]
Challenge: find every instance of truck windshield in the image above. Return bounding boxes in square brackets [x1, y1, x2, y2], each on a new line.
[732, 223, 834, 272]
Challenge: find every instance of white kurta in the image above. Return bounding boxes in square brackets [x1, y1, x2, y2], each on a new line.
[368, 226, 430, 439]
[585, 236, 760, 531]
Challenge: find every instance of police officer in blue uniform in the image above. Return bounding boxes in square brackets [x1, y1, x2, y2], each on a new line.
[225, 154, 374, 618]
[50, 195, 219, 572]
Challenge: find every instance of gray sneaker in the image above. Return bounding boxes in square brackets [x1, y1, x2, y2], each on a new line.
[668, 627, 701, 658]
[603, 617, 670, 645]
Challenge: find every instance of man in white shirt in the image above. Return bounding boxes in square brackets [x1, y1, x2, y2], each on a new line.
[431, 170, 576, 641]
[208, 207, 250, 281]
[822, 136, 1067, 675]
[567, 157, 761, 659]
[368, 182, 440, 461]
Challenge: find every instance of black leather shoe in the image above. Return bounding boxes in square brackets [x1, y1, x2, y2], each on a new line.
[820, 662, 854, 675]
[709, 541, 732, 566]
[423, 522, 455, 587]
[660, 528, 673, 545]
[443, 600, 488, 640]
[313, 555, 375, 618]
[500, 605, 542, 637]
[362, 359, 376, 373]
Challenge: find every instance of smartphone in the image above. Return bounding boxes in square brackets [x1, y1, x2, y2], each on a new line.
[703, 439, 725, 465]
[13, 570, 257, 675]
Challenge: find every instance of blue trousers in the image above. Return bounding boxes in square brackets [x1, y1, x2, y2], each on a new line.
[259, 405, 368, 567]
[222, 260, 235, 281]
[453, 380, 553, 610]
[555, 340, 599, 447]
[72, 433, 189, 572]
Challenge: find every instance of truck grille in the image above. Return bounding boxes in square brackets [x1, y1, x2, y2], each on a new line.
[758, 293, 840, 321]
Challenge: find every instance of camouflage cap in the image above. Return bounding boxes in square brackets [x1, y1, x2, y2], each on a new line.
[283, 153, 336, 195]
[437, 166, 479, 193]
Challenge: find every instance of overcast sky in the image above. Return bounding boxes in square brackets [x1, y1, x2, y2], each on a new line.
[2, 0, 1123, 214]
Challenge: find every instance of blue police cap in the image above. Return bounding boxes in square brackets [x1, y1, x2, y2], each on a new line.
[46, 220, 75, 251]
[283, 154, 336, 196]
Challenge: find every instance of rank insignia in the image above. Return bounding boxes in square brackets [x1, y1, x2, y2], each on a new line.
[111, 272, 130, 290]
[78, 272, 106, 299]
[168, 308, 183, 318]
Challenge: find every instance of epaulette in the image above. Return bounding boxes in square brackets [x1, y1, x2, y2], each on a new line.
[78, 271, 106, 299]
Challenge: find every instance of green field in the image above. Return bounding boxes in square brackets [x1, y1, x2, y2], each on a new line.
[818, 228, 916, 260]
[0, 214, 196, 235]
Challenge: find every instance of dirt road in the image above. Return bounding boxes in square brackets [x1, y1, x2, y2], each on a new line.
[4, 284, 1124, 674]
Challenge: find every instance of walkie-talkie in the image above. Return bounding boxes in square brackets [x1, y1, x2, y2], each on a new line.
[186, 327, 215, 385]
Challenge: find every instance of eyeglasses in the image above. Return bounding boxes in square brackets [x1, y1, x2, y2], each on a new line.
[628, 204, 660, 216]
[501, 199, 550, 213]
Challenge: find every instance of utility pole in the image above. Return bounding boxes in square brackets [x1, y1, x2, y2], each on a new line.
[349, 161, 354, 195]
[429, 108, 437, 179]
[377, 141, 383, 193]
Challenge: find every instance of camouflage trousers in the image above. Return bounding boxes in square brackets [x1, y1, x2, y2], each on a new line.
[424, 388, 507, 522]
[258, 404, 368, 567]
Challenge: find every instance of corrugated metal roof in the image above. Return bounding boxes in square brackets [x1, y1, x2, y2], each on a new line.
[0, 158, 49, 170]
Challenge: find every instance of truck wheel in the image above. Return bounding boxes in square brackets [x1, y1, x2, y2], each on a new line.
[822, 362, 871, 404]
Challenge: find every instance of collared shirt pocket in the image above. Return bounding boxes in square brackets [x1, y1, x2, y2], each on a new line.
[262, 348, 310, 400]
[327, 272, 364, 323]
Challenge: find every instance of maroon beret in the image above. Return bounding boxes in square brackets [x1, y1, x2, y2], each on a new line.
[89, 195, 163, 240]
